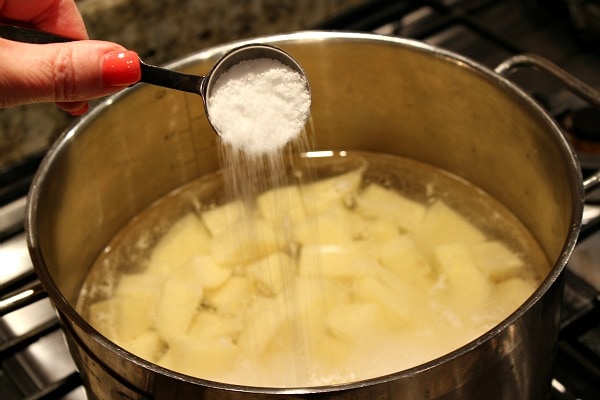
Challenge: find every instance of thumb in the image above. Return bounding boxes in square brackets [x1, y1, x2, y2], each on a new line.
[0, 39, 141, 109]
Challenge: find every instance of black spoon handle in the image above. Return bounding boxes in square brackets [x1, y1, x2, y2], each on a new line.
[0, 24, 73, 43]
[138, 61, 204, 96]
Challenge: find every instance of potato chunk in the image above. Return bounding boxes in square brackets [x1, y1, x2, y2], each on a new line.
[354, 275, 418, 326]
[494, 277, 537, 313]
[295, 204, 366, 244]
[433, 242, 493, 316]
[257, 185, 307, 225]
[188, 310, 244, 340]
[363, 217, 400, 241]
[88, 297, 152, 343]
[114, 273, 164, 299]
[299, 243, 375, 279]
[122, 330, 165, 363]
[355, 184, 426, 233]
[87, 298, 118, 340]
[210, 217, 281, 265]
[201, 200, 247, 236]
[414, 201, 486, 250]
[378, 234, 433, 288]
[471, 241, 525, 282]
[204, 276, 254, 315]
[175, 255, 231, 290]
[326, 302, 392, 342]
[161, 335, 237, 379]
[300, 167, 364, 215]
[154, 277, 203, 340]
[237, 296, 287, 356]
[246, 251, 296, 296]
[147, 213, 211, 273]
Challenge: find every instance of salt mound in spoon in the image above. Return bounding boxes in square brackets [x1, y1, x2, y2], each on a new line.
[207, 58, 311, 155]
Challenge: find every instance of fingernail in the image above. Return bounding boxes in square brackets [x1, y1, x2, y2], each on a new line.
[102, 50, 141, 86]
[69, 102, 89, 116]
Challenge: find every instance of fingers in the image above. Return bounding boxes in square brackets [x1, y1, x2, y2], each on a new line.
[0, 0, 88, 39]
[0, 0, 113, 114]
[55, 100, 89, 115]
[0, 39, 141, 108]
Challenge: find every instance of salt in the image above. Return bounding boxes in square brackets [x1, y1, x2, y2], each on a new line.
[207, 58, 311, 155]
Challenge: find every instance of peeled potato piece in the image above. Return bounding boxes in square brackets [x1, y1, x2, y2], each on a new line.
[494, 277, 537, 313]
[147, 212, 211, 273]
[363, 217, 400, 241]
[246, 251, 296, 296]
[471, 241, 526, 282]
[414, 200, 486, 251]
[378, 234, 433, 289]
[326, 302, 393, 343]
[432, 242, 493, 317]
[112, 273, 164, 323]
[257, 185, 307, 225]
[87, 298, 118, 340]
[154, 277, 203, 340]
[300, 167, 364, 215]
[237, 296, 287, 356]
[201, 200, 247, 236]
[122, 330, 165, 363]
[204, 276, 254, 315]
[88, 296, 152, 344]
[291, 276, 343, 342]
[295, 204, 366, 245]
[188, 310, 244, 341]
[355, 183, 426, 233]
[210, 217, 281, 265]
[354, 274, 419, 327]
[299, 243, 376, 279]
[174, 255, 231, 290]
[160, 335, 237, 380]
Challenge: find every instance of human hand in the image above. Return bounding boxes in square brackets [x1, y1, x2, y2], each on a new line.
[0, 0, 141, 115]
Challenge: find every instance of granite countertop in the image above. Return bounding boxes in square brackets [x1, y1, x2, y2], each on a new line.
[0, 0, 366, 171]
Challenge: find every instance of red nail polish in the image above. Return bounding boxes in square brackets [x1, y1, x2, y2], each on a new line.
[102, 50, 141, 86]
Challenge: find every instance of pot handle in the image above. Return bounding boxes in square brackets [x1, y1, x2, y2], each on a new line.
[495, 54, 600, 195]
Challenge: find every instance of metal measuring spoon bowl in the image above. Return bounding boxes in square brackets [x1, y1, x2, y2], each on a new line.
[200, 44, 311, 140]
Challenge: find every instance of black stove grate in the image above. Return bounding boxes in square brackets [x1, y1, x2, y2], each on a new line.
[315, 0, 525, 53]
[1, 0, 600, 399]
[0, 272, 83, 399]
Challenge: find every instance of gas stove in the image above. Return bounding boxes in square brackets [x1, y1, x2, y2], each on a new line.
[1, 0, 600, 399]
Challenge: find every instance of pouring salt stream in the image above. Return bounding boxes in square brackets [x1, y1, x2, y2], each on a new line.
[73, 43, 550, 387]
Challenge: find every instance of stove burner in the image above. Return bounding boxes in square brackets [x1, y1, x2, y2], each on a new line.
[571, 106, 600, 144]
[568, 0, 600, 48]
[562, 106, 600, 170]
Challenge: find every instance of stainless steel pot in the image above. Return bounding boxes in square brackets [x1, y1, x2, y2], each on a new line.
[26, 31, 599, 399]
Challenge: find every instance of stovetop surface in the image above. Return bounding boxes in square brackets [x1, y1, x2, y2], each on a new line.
[1, 0, 600, 399]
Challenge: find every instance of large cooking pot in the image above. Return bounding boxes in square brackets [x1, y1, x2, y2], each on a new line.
[26, 32, 598, 399]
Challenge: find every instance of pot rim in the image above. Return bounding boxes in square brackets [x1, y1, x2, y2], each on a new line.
[26, 30, 584, 394]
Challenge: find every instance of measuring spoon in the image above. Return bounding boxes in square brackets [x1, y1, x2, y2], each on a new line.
[0, 25, 309, 137]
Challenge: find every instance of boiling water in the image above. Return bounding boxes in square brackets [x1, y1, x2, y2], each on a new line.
[77, 150, 549, 387]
